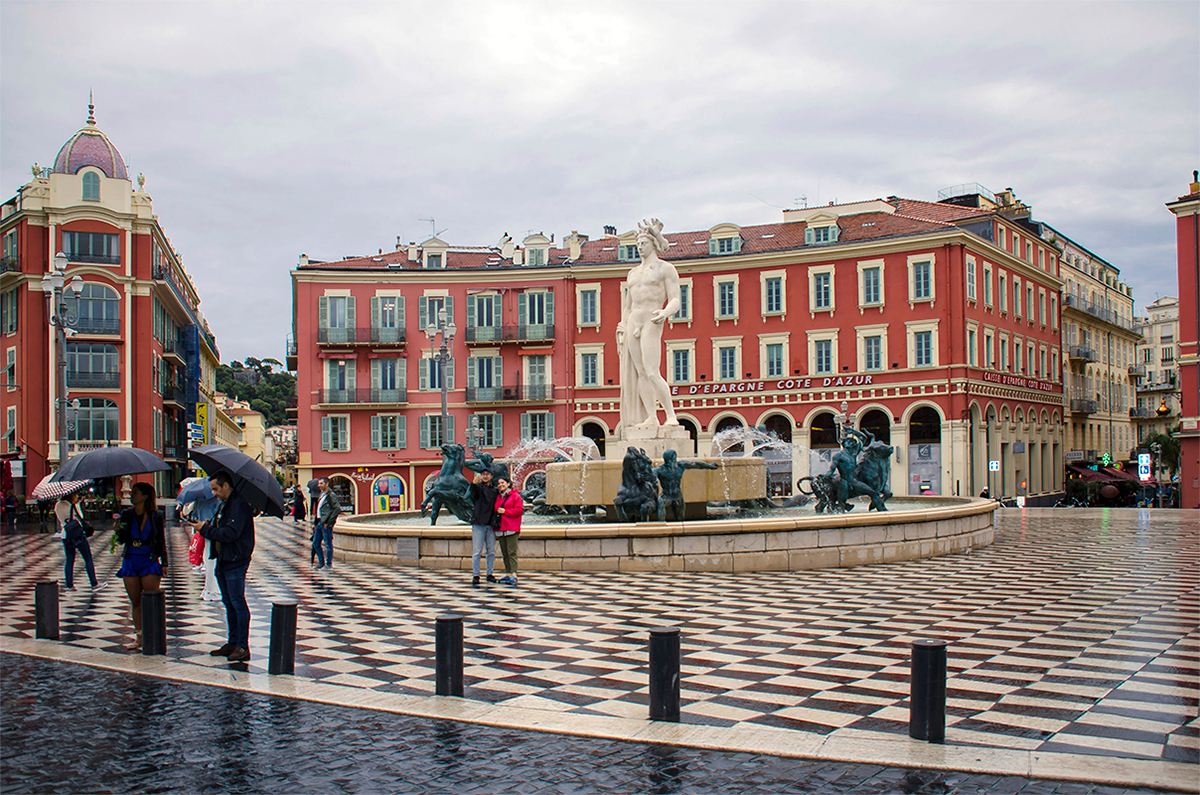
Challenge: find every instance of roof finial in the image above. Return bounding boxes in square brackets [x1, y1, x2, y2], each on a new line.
[87, 89, 95, 125]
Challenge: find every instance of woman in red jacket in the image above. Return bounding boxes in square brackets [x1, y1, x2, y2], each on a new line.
[493, 475, 524, 586]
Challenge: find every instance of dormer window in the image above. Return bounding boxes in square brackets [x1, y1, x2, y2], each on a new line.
[617, 243, 640, 261]
[806, 225, 838, 245]
[710, 236, 741, 255]
[425, 253, 443, 269]
[82, 171, 100, 201]
[527, 248, 545, 267]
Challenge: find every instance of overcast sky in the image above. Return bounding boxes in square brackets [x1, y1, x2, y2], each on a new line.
[2, 1, 1196, 364]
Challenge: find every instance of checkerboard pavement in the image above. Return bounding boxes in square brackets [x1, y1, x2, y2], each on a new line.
[2, 508, 1196, 768]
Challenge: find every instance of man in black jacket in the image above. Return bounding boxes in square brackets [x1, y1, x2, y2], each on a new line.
[191, 471, 256, 663]
[468, 469, 499, 586]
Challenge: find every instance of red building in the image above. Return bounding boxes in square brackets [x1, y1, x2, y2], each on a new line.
[292, 186, 1076, 513]
[1166, 173, 1200, 509]
[0, 103, 221, 497]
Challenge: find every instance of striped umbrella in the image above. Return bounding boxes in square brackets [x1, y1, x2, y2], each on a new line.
[31, 473, 92, 502]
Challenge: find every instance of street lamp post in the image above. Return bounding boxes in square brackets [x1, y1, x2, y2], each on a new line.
[467, 415, 485, 456]
[41, 253, 82, 468]
[1150, 441, 1163, 509]
[425, 308, 457, 445]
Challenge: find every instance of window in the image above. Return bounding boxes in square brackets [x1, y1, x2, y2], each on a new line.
[674, 283, 690, 321]
[425, 253, 443, 269]
[1026, 285, 1034, 321]
[983, 266, 993, 306]
[865, 336, 882, 371]
[985, 332, 994, 368]
[419, 295, 451, 332]
[814, 273, 831, 310]
[1025, 241, 1032, 262]
[521, 411, 554, 440]
[518, 291, 553, 338]
[1162, 347, 1174, 363]
[673, 349, 690, 383]
[915, 331, 932, 367]
[470, 413, 502, 448]
[581, 352, 598, 386]
[1050, 295, 1058, 328]
[718, 282, 736, 318]
[4, 348, 14, 390]
[319, 295, 355, 343]
[1000, 338, 1009, 370]
[2, 229, 17, 265]
[527, 248, 545, 267]
[1040, 349, 1047, 378]
[912, 261, 931, 301]
[419, 414, 453, 448]
[719, 346, 737, 380]
[619, 244, 640, 262]
[862, 267, 881, 305]
[76, 283, 120, 334]
[526, 292, 546, 325]
[765, 277, 783, 314]
[1014, 342, 1022, 373]
[1039, 291, 1046, 325]
[62, 231, 119, 264]
[808, 225, 836, 244]
[66, 342, 119, 388]
[0, 290, 17, 334]
[327, 358, 355, 399]
[1013, 279, 1022, 317]
[371, 415, 406, 450]
[968, 329, 977, 366]
[82, 171, 100, 201]
[999, 274, 1007, 312]
[3, 406, 14, 453]
[814, 339, 833, 374]
[580, 289, 597, 325]
[321, 415, 350, 451]
[765, 343, 784, 377]
[371, 357, 404, 401]
[965, 257, 977, 301]
[711, 236, 741, 254]
[425, 357, 443, 390]
[377, 296, 399, 328]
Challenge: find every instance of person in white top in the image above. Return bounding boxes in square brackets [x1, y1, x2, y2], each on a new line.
[56, 492, 105, 592]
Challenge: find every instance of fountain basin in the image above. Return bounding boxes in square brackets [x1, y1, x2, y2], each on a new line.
[332, 497, 996, 573]
[544, 456, 766, 519]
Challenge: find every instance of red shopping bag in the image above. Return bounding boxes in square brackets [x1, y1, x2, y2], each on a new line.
[187, 532, 204, 566]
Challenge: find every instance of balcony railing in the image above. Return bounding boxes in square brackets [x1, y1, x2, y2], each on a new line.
[68, 252, 121, 265]
[1137, 380, 1177, 393]
[1070, 398, 1098, 414]
[1127, 364, 1145, 377]
[1068, 345, 1097, 362]
[317, 326, 406, 344]
[67, 371, 120, 389]
[287, 335, 298, 357]
[163, 387, 186, 405]
[1129, 407, 1155, 419]
[74, 316, 121, 335]
[317, 388, 408, 405]
[466, 385, 521, 402]
[464, 324, 556, 344]
[1062, 294, 1132, 330]
[0, 256, 18, 273]
[519, 383, 554, 401]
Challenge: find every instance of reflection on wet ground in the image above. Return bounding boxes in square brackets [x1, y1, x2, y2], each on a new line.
[1, 654, 1188, 795]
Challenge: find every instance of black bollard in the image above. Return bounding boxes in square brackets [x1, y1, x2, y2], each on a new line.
[648, 627, 681, 722]
[141, 589, 167, 656]
[435, 614, 464, 697]
[910, 639, 948, 743]
[35, 582, 59, 640]
[268, 601, 299, 675]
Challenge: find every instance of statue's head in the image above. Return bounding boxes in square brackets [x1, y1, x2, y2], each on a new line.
[636, 218, 669, 256]
[663, 449, 677, 464]
[845, 436, 862, 454]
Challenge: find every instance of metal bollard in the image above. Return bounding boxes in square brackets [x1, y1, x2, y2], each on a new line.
[35, 582, 59, 640]
[268, 601, 299, 675]
[435, 614, 464, 697]
[141, 589, 167, 656]
[649, 627, 681, 722]
[910, 639, 948, 743]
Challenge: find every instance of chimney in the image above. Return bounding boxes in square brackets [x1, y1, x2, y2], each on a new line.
[603, 225, 617, 237]
[298, 253, 308, 267]
[396, 236, 402, 251]
[407, 242, 418, 262]
[499, 233, 515, 259]
[513, 247, 523, 266]
[566, 230, 587, 261]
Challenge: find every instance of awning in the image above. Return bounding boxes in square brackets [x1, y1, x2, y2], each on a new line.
[1066, 464, 1109, 483]
[1101, 466, 1140, 483]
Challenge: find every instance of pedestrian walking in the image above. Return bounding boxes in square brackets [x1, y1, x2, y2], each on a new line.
[468, 468, 499, 586]
[116, 483, 168, 650]
[293, 489, 307, 524]
[313, 478, 340, 570]
[56, 491, 103, 593]
[493, 476, 523, 587]
[187, 471, 255, 663]
[3, 490, 16, 527]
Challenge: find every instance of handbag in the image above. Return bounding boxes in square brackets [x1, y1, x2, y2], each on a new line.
[73, 505, 96, 537]
[490, 494, 506, 530]
[188, 532, 205, 566]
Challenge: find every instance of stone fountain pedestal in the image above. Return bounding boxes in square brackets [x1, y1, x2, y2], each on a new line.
[545, 455, 766, 520]
[610, 424, 694, 460]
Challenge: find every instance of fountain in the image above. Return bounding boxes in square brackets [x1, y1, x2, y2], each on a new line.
[335, 219, 997, 571]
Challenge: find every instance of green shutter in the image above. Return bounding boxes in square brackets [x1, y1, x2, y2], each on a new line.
[419, 415, 429, 449]
[709, 238, 718, 255]
[545, 290, 554, 327]
[494, 414, 503, 448]
[346, 297, 356, 330]
[371, 415, 380, 449]
[444, 296, 454, 327]
[398, 415, 407, 448]
[467, 357, 477, 389]
[804, 228, 813, 245]
[419, 358, 428, 391]
[446, 357, 454, 390]
[321, 416, 331, 451]
[371, 297, 379, 329]
[733, 236, 742, 253]
[467, 294, 476, 331]
[520, 412, 530, 440]
[346, 361, 356, 394]
[397, 359, 406, 390]
[495, 356, 504, 391]
[546, 412, 555, 439]
[371, 359, 381, 390]
[447, 415, 455, 444]
[419, 296, 428, 331]
[518, 293, 527, 328]
[318, 296, 328, 329]
[397, 295, 406, 330]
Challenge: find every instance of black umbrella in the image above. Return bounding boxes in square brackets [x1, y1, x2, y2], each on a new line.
[51, 447, 171, 482]
[188, 444, 285, 518]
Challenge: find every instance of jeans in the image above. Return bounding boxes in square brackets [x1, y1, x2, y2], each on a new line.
[313, 523, 333, 567]
[63, 537, 97, 589]
[471, 525, 496, 576]
[215, 563, 251, 649]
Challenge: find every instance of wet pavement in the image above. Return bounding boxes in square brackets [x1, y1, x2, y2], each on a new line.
[1, 653, 1187, 795]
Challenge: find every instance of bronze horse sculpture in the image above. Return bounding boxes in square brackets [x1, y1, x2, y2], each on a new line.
[420, 443, 473, 525]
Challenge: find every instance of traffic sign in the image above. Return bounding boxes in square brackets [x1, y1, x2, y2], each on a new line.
[989, 460, 1000, 472]
[1137, 452, 1151, 481]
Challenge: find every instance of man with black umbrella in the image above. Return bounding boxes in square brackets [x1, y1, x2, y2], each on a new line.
[187, 471, 255, 663]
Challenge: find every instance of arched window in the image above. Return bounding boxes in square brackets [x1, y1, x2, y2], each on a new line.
[859, 409, 891, 445]
[909, 407, 943, 444]
[713, 415, 746, 454]
[68, 397, 118, 443]
[65, 342, 119, 389]
[809, 411, 838, 448]
[82, 171, 100, 201]
[327, 475, 355, 513]
[76, 282, 120, 334]
[580, 421, 606, 459]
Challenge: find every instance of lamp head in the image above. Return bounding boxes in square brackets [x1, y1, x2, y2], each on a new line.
[53, 252, 67, 271]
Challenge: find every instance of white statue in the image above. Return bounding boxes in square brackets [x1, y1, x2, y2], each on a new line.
[616, 219, 680, 431]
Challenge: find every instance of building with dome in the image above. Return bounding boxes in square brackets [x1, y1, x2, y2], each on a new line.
[0, 100, 231, 498]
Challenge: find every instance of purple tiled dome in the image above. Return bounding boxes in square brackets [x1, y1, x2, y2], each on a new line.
[52, 102, 128, 180]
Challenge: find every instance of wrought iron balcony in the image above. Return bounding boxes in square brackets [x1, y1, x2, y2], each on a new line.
[1068, 345, 1097, 362]
[316, 326, 406, 344]
[464, 324, 555, 344]
[68, 252, 121, 265]
[1070, 398, 1098, 414]
[317, 388, 407, 405]
[67, 371, 120, 389]
[1129, 407, 1155, 419]
[1127, 364, 1145, 377]
[466, 385, 521, 402]
[163, 387, 186, 406]
[74, 317, 121, 335]
[518, 383, 554, 401]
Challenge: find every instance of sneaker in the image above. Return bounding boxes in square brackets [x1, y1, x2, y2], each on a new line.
[486, 575, 498, 583]
[472, 576, 480, 586]
[499, 575, 516, 586]
[210, 643, 236, 657]
[225, 647, 250, 663]
[92, 580, 109, 591]
[63, 586, 76, 592]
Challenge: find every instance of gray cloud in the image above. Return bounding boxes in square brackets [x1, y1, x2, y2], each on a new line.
[3, 1, 1196, 362]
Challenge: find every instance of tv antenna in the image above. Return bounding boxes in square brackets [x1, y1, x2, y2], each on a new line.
[418, 217, 449, 239]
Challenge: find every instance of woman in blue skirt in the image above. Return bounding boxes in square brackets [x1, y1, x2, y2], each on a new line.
[117, 482, 168, 650]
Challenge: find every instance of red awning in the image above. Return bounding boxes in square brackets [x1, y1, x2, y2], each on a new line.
[1067, 464, 1108, 482]
[1101, 466, 1140, 483]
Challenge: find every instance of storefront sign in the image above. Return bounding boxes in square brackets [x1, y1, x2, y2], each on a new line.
[671, 374, 877, 396]
[980, 372, 1058, 392]
[1065, 450, 1085, 462]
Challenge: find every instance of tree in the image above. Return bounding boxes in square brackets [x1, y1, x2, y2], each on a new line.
[1145, 426, 1181, 476]
[214, 360, 296, 427]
